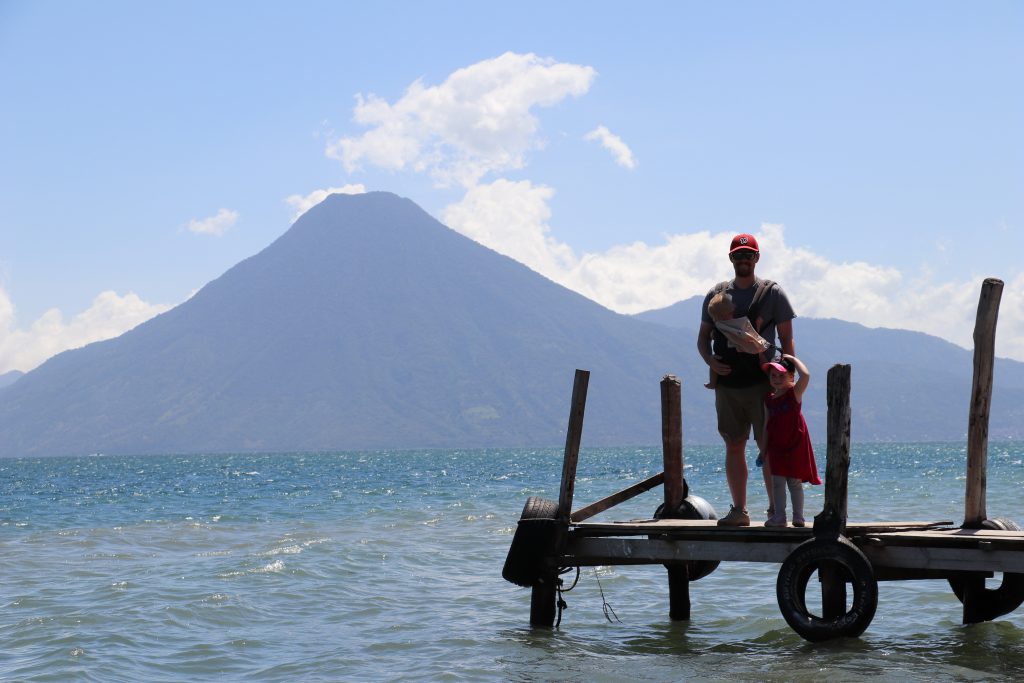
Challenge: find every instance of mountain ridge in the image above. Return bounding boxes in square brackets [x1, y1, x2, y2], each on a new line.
[0, 193, 700, 455]
[2, 191, 1022, 456]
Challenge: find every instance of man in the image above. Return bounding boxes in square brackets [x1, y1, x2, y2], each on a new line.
[697, 233, 795, 526]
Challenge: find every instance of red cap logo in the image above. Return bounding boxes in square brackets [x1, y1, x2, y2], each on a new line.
[729, 233, 759, 253]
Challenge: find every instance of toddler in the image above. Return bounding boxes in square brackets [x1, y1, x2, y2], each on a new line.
[761, 354, 821, 527]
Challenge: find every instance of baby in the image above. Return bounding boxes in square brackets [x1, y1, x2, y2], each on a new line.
[705, 291, 772, 389]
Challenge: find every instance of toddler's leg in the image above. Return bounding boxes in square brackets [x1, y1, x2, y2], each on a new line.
[767, 476, 788, 526]
[787, 478, 805, 525]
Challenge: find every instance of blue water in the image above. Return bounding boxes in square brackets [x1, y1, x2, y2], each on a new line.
[2, 444, 1024, 682]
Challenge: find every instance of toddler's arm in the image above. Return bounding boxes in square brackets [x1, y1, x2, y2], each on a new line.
[787, 355, 811, 402]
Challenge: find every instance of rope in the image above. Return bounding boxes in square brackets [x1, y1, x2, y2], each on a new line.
[560, 566, 580, 591]
[554, 566, 579, 627]
[593, 567, 621, 623]
[549, 567, 621, 627]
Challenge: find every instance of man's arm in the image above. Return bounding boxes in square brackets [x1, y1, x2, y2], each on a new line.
[698, 320, 731, 376]
[777, 319, 795, 356]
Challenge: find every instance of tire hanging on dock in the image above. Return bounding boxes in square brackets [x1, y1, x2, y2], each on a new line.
[502, 497, 562, 588]
[947, 517, 1024, 621]
[776, 536, 878, 641]
[652, 496, 720, 582]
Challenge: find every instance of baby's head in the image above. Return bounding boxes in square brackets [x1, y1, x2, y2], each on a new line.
[707, 292, 735, 321]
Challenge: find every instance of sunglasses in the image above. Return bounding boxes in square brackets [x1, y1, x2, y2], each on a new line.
[730, 251, 758, 261]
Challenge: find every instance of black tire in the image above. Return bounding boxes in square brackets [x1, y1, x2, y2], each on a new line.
[520, 496, 559, 521]
[776, 536, 878, 641]
[948, 517, 1024, 621]
[653, 495, 720, 582]
[502, 497, 561, 587]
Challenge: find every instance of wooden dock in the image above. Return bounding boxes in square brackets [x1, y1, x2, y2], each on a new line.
[567, 520, 1024, 576]
[502, 278, 1024, 641]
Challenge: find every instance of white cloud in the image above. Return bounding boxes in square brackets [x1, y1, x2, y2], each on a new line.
[443, 179, 576, 277]
[285, 184, 366, 220]
[327, 52, 597, 187]
[0, 287, 171, 374]
[186, 208, 238, 236]
[584, 125, 637, 169]
[442, 190, 1024, 359]
[324, 52, 1024, 361]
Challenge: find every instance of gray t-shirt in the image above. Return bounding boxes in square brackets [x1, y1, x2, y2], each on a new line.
[701, 278, 796, 387]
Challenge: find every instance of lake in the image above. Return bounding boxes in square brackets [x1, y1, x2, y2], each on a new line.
[2, 443, 1023, 681]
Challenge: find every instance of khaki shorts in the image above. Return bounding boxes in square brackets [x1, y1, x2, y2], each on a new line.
[715, 381, 770, 443]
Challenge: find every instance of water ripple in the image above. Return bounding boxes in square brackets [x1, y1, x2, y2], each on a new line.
[1, 446, 1024, 680]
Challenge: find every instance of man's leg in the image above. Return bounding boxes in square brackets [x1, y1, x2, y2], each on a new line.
[716, 386, 751, 525]
[724, 437, 748, 510]
[750, 383, 773, 516]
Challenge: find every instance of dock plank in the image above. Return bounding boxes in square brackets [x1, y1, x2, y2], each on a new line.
[564, 533, 1024, 573]
[572, 519, 957, 536]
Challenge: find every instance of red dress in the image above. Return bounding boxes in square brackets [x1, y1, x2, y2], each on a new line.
[764, 388, 821, 484]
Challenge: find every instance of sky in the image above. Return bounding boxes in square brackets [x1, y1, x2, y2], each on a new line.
[0, 1, 1021, 374]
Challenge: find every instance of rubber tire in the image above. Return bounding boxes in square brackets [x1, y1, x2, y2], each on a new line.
[653, 495, 720, 582]
[502, 497, 560, 587]
[948, 517, 1024, 621]
[520, 496, 559, 521]
[776, 536, 878, 641]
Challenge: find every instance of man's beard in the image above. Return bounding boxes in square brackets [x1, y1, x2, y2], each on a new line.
[733, 261, 755, 277]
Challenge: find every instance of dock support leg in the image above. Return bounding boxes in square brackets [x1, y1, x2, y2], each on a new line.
[530, 572, 558, 627]
[667, 565, 691, 620]
[960, 575, 987, 625]
[820, 565, 847, 620]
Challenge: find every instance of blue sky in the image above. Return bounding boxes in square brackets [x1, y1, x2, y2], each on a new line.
[1, 1, 1021, 372]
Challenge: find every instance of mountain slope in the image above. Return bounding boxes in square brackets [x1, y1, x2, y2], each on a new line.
[3, 192, 1022, 457]
[0, 193, 703, 456]
[0, 370, 23, 390]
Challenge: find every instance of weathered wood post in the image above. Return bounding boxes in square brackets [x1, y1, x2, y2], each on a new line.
[964, 278, 1003, 528]
[660, 374, 689, 619]
[531, 368, 589, 626]
[817, 364, 852, 619]
[557, 369, 590, 522]
[961, 278, 1003, 625]
[661, 375, 685, 511]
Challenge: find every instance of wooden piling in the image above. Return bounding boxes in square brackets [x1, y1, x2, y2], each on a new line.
[666, 565, 690, 621]
[961, 279, 1003, 624]
[819, 364, 852, 619]
[530, 579, 557, 627]
[822, 364, 852, 532]
[557, 369, 590, 522]
[660, 374, 690, 620]
[532, 368, 589, 627]
[661, 375, 684, 512]
[964, 278, 1003, 528]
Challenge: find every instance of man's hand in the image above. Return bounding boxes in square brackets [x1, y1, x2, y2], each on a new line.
[708, 355, 731, 376]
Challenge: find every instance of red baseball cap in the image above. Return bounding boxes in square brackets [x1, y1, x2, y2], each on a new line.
[729, 233, 759, 253]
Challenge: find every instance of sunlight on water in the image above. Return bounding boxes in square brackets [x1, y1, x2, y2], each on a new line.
[1, 445, 1023, 681]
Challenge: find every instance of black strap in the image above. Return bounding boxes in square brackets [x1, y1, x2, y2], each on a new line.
[748, 279, 775, 334]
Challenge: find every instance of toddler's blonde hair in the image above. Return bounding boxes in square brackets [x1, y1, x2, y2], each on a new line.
[707, 292, 734, 321]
